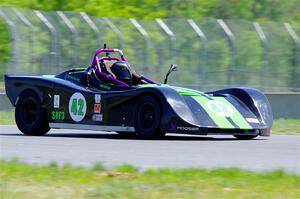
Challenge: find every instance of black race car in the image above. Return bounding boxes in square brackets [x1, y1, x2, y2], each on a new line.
[5, 46, 273, 139]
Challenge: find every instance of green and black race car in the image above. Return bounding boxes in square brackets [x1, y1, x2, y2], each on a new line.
[5, 46, 273, 139]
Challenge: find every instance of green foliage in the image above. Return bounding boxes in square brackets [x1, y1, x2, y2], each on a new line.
[0, 18, 9, 63]
[92, 162, 106, 171]
[0, 0, 299, 22]
[114, 164, 139, 173]
[0, 18, 10, 81]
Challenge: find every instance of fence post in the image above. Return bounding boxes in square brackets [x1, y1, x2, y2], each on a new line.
[0, 9, 18, 72]
[217, 19, 236, 86]
[34, 10, 58, 72]
[187, 19, 207, 80]
[129, 18, 150, 72]
[253, 22, 268, 90]
[156, 18, 176, 64]
[12, 8, 36, 68]
[284, 23, 300, 91]
[57, 11, 77, 66]
[103, 17, 124, 49]
[80, 12, 101, 47]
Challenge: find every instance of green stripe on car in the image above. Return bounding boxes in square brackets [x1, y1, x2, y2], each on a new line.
[192, 96, 234, 129]
[140, 84, 205, 96]
[216, 97, 252, 129]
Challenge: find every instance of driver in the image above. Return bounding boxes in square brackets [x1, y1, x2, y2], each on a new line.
[110, 61, 132, 84]
[94, 58, 142, 86]
[105, 61, 142, 85]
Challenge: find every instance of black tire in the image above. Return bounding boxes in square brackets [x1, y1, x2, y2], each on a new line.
[134, 95, 165, 139]
[15, 90, 50, 136]
[233, 135, 258, 140]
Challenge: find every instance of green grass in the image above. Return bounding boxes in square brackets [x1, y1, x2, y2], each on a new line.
[0, 159, 299, 199]
[0, 110, 14, 125]
[0, 110, 299, 135]
[272, 119, 300, 135]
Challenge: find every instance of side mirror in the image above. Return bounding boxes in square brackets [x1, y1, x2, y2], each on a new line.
[164, 64, 177, 84]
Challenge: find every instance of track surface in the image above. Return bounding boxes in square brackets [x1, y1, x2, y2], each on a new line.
[1, 125, 299, 173]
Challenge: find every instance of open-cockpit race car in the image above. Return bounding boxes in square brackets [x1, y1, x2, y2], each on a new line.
[5, 45, 273, 139]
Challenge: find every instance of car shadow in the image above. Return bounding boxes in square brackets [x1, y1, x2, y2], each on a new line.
[0, 132, 267, 141]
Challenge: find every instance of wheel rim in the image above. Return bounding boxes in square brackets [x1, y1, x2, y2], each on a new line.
[22, 97, 38, 126]
[139, 103, 155, 130]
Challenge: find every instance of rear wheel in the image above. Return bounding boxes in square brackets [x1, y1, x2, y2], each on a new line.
[134, 95, 165, 139]
[15, 90, 50, 136]
[233, 135, 258, 140]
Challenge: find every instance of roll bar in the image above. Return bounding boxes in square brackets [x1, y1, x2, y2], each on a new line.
[91, 48, 127, 68]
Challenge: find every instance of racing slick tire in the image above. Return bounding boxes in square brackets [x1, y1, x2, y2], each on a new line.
[15, 90, 50, 136]
[233, 135, 258, 140]
[134, 95, 165, 139]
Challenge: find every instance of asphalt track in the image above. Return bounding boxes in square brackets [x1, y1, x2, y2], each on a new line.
[0, 125, 299, 173]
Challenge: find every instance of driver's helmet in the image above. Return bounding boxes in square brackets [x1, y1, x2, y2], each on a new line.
[111, 61, 132, 84]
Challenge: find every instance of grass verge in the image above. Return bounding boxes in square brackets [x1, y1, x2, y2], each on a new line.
[0, 110, 299, 135]
[0, 159, 299, 199]
[0, 81, 3, 91]
[0, 110, 14, 125]
[272, 119, 300, 135]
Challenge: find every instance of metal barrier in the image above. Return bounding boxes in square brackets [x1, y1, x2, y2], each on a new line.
[0, 8, 299, 92]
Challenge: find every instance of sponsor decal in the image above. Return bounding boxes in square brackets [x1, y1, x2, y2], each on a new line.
[206, 100, 234, 117]
[246, 118, 260, 124]
[53, 95, 60, 108]
[94, 104, 101, 113]
[92, 114, 103, 122]
[68, 92, 87, 122]
[168, 123, 199, 132]
[99, 83, 111, 90]
[95, 94, 101, 103]
[51, 111, 65, 120]
[64, 74, 81, 82]
[177, 126, 200, 131]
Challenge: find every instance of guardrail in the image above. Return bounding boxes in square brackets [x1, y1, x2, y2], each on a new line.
[1, 93, 299, 119]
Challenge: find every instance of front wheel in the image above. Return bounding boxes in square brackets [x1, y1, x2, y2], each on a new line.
[134, 95, 165, 139]
[15, 90, 50, 136]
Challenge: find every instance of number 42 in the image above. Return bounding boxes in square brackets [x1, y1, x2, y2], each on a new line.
[71, 98, 84, 116]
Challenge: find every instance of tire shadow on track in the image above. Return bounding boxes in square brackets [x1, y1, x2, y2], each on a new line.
[0, 132, 267, 141]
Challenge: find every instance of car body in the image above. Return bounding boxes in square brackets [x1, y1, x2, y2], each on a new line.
[5, 47, 273, 139]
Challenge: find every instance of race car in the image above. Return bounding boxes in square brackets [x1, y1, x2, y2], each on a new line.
[5, 45, 273, 139]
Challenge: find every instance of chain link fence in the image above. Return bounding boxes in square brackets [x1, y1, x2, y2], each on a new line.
[0, 8, 299, 92]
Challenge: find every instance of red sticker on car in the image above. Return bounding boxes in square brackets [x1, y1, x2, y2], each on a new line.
[94, 104, 101, 113]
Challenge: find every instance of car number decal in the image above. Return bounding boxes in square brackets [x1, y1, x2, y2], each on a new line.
[206, 100, 234, 117]
[68, 92, 87, 122]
